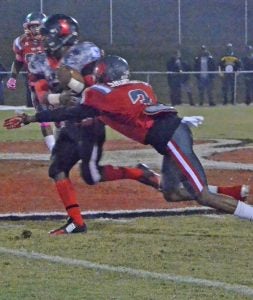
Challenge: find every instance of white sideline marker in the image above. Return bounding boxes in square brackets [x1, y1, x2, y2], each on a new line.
[1, 247, 253, 297]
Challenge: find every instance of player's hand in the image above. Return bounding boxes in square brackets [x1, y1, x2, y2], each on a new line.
[59, 90, 80, 107]
[3, 113, 30, 129]
[181, 116, 204, 128]
[6, 78, 17, 90]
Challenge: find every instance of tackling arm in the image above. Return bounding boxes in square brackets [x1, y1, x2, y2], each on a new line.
[3, 104, 99, 129]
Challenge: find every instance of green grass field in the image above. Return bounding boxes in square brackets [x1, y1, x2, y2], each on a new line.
[1, 105, 253, 299]
[1, 104, 253, 142]
[1, 216, 253, 299]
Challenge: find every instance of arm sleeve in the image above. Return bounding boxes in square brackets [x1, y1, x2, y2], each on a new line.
[10, 60, 24, 78]
[35, 104, 99, 123]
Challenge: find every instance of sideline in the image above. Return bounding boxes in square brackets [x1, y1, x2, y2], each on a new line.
[0, 207, 217, 221]
[0, 105, 33, 111]
[1, 246, 253, 297]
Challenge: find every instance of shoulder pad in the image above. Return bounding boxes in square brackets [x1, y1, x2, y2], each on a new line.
[28, 53, 47, 74]
[62, 41, 102, 72]
[144, 104, 177, 116]
[91, 84, 112, 94]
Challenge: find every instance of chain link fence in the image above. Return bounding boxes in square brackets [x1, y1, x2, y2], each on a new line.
[1, 0, 253, 105]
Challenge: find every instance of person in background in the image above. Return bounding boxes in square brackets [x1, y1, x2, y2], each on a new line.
[0, 59, 7, 105]
[218, 43, 241, 105]
[241, 45, 253, 105]
[193, 45, 216, 106]
[167, 49, 194, 106]
[6, 12, 55, 152]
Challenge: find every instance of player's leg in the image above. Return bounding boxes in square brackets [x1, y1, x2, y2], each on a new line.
[163, 122, 253, 220]
[31, 89, 55, 152]
[40, 122, 55, 152]
[78, 120, 160, 188]
[48, 128, 86, 235]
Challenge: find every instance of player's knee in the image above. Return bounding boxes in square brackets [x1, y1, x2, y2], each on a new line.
[80, 163, 101, 185]
[48, 164, 63, 180]
[162, 190, 182, 202]
[80, 168, 96, 185]
[194, 187, 210, 206]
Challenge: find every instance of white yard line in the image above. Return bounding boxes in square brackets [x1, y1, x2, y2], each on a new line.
[1, 247, 253, 297]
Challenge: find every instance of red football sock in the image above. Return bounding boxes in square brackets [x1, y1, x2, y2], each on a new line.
[101, 165, 143, 182]
[217, 186, 242, 200]
[55, 179, 84, 226]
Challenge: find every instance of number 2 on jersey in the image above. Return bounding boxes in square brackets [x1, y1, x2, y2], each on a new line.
[128, 89, 153, 105]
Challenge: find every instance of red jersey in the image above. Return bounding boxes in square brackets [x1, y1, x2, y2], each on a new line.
[13, 34, 44, 69]
[83, 80, 158, 144]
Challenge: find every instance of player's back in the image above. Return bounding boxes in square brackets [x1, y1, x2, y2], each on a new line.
[86, 80, 158, 143]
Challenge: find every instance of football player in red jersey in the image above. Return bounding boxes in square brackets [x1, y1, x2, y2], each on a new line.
[6, 12, 55, 152]
[4, 55, 253, 225]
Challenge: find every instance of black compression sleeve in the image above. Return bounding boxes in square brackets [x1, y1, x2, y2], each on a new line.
[35, 104, 99, 123]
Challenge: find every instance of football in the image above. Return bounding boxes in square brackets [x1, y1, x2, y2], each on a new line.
[57, 65, 85, 93]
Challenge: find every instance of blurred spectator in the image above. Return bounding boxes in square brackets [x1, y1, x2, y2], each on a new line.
[241, 45, 253, 105]
[218, 43, 241, 105]
[167, 49, 194, 106]
[193, 45, 216, 106]
[0, 59, 7, 105]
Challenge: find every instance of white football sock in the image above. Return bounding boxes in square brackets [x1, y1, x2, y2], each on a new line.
[44, 135, 55, 152]
[234, 201, 253, 221]
[208, 185, 218, 193]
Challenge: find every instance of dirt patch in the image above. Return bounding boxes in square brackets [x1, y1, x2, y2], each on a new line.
[210, 148, 253, 164]
[1, 140, 253, 214]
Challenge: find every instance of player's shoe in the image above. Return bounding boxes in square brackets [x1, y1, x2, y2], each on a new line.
[49, 218, 87, 235]
[218, 185, 250, 202]
[136, 163, 160, 190]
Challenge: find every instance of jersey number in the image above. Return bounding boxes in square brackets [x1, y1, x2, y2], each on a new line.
[128, 89, 152, 105]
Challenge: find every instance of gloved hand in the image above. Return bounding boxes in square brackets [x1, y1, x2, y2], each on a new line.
[181, 116, 204, 128]
[59, 90, 80, 107]
[6, 78, 17, 90]
[3, 113, 31, 129]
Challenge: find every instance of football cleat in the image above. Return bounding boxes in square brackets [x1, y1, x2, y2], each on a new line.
[49, 218, 87, 235]
[136, 163, 160, 190]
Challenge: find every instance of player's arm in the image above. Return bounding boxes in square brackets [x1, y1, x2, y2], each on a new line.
[3, 104, 99, 129]
[6, 60, 24, 90]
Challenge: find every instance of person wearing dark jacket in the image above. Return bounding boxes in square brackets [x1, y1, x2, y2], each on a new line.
[167, 50, 194, 106]
[241, 45, 253, 105]
[0, 60, 7, 105]
[194, 45, 216, 106]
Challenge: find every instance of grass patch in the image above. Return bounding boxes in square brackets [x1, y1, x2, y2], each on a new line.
[0, 216, 253, 299]
[1, 104, 253, 142]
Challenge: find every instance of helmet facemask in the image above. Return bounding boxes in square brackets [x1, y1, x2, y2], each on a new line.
[23, 12, 46, 38]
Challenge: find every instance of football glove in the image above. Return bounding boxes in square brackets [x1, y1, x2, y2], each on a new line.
[6, 78, 17, 90]
[3, 113, 30, 129]
[181, 116, 204, 128]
